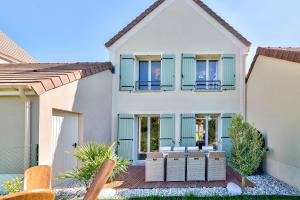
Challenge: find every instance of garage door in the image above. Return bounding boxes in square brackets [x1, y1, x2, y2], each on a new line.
[52, 110, 79, 185]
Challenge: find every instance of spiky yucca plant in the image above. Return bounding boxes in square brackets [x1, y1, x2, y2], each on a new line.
[58, 142, 128, 191]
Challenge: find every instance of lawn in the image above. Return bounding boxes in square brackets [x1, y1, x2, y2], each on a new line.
[125, 196, 300, 200]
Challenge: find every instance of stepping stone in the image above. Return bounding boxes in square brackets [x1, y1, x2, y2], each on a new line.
[226, 182, 242, 195]
[98, 188, 116, 199]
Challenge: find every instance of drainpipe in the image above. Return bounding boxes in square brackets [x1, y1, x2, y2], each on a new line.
[19, 87, 31, 169]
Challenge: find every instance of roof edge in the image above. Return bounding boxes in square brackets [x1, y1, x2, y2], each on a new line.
[104, 0, 251, 48]
[246, 47, 300, 82]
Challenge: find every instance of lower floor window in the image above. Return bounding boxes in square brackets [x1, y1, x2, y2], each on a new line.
[138, 116, 160, 160]
[195, 114, 218, 149]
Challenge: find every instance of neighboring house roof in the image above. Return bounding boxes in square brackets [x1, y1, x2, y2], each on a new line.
[0, 62, 112, 95]
[0, 32, 37, 63]
[105, 0, 251, 48]
[246, 47, 300, 82]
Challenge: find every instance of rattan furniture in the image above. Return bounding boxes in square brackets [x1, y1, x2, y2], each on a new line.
[145, 152, 165, 182]
[187, 151, 206, 181]
[166, 152, 186, 182]
[207, 151, 226, 181]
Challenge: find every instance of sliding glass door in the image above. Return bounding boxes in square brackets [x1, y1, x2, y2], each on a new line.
[138, 116, 160, 160]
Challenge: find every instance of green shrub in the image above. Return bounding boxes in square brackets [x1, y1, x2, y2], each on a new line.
[2, 177, 23, 194]
[228, 114, 266, 188]
[58, 142, 128, 191]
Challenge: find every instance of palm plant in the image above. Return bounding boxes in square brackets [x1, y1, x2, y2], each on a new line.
[58, 142, 128, 191]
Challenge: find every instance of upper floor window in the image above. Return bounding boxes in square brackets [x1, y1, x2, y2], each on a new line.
[138, 60, 161, 91]
[196, 59, 220, 90]
[182, 54, 235, 91]
[120, 54, 175, 92]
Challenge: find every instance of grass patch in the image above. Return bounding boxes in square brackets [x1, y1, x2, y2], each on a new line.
[125, 196, 300, 200]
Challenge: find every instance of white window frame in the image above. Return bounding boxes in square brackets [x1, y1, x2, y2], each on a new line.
[136, 59, 161, 91]
[196, 59, 220, 90]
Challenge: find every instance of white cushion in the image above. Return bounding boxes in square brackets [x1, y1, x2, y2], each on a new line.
[187, 146, 198, 151]
[202, 146, 214, 151]
[173, 146, 185, 152]
[159, 146, 171, 152]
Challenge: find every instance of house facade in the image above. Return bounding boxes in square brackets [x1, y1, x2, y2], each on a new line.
[106, 0, 250, 164]
[246, 47, 300, 190]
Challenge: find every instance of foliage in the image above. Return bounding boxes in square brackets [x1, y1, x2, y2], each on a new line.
[2, 177, 23, 194]
[228, 114, 266, 178]
[58, 142, 128, 191]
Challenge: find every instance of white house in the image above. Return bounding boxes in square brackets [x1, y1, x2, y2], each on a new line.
[246, 47, 300, 190]
[106, 0, 250, 164]
[0, 62, 112, 187]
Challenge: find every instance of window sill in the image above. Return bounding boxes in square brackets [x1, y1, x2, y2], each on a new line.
[193, 89, 223, 93]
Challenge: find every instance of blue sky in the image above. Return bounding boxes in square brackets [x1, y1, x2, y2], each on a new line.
[0, 0, 299, 69]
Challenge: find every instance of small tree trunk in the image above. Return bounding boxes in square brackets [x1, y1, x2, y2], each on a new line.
[241, 176, 246, 190]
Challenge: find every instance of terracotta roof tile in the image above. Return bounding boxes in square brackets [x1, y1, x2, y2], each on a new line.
[105, 0, 251, 48]
[0, 32, 37, 63]
[0, 62, 112, 95]
[246, 47, 300, 82]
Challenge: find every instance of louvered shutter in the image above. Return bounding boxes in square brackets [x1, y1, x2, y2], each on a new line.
[120, 55, 134, 91]
[161, 54, 175, 91]
[180, 113, 196, 146]
[221, 113, 234, 158]
[117, 114, 134, 161]
[222, 54, 236, 90]
[181, 54, 196, 90]
[160, 114, 175, 146]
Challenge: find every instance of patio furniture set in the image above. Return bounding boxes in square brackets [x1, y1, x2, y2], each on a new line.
[145, 146, 226, 182]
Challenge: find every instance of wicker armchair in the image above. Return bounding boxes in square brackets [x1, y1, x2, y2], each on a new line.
[145, 152, 164, 182]
[24, 165, 52, 191]
[207, 151, 226, 181]
[187, 151, 205, 181]
[166, 152, 186, 182]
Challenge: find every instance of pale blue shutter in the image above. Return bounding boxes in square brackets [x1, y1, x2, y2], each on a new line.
[160, 114, 175, 146]
[181, 54, 196, 90]
[117, 114, 134, 161]
[161, 54, 175, 91]
[120, 55, 134, 91]
[222, 54, 236, 90]
[221, 113, 233, 158]
[180, 113, 196, 146]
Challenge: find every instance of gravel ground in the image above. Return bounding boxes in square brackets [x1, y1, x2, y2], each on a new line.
[53, 175, 300, 199]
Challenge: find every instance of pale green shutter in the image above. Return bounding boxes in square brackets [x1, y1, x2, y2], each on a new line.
[120, 55, 134, 91]
[160, 114, 175, 146]
[117, 114, 134, 161]
[221, 113, 234, 158]
[222, 54, 236, 90]
[180, 113, 196, 146]
[161, 54, 175, 91]
[181, 54, 196, 90]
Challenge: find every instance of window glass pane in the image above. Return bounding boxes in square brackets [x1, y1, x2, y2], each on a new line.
[139, 61, 149, 90]
[196, 118, 206, 149]
[208, 60, 218, 89]
[208, 60, 218, 80]
[196, 60, 206, 89]
[139, 117, 148, 154]
[208, 118, 218, 149]
[150, 117, 160, 152]
[151, 61, 161, 90]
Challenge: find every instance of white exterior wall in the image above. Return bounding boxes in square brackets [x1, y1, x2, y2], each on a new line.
[109, 0, 248, 147]
[38, 71, 112, 166]
[247, 56, 300, 190]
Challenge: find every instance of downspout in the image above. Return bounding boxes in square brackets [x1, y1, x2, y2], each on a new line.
[19, 87, 31, 169]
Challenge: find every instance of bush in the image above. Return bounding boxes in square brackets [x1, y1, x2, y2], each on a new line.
[228, 114, 266, 188]
[2, 177, 23, 194]
[58, 142, 128, 191]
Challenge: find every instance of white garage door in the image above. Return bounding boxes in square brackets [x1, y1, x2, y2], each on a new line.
[52, 110, 79, 184]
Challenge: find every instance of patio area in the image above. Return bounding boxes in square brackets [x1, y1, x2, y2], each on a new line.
[104, 165, 254, 189]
